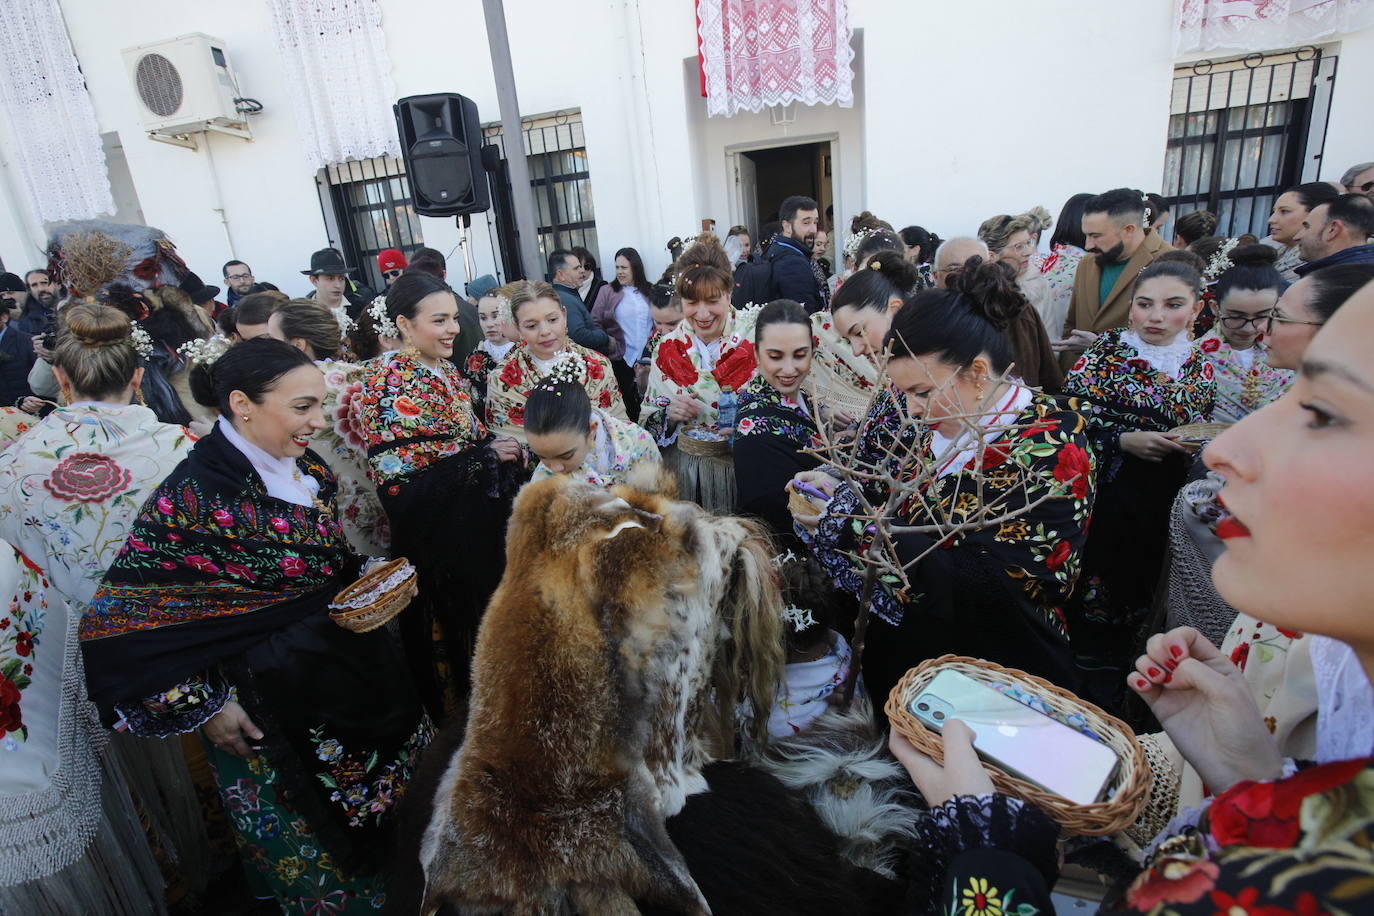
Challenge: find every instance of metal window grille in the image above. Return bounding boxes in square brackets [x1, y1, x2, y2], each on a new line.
[484, 111, 598, 262]
[323, 156, 425, 293]
[1162, 47, 1337, 239]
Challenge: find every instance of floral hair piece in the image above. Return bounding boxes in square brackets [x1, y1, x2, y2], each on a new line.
[331, 304, 356, 335]
[843, 226, 881, 260]
[178, 333, 232, 367]
[1141, 193, 1152, 226]
[544, 352, 584, 386]
[128, 323, 154, 359]
[1205, 237, 1240, 282]
[771, 549, 798, 569]
[491, 294, 513, 324]
[367, 295, 398, 338]
[781, 604, 817, 631]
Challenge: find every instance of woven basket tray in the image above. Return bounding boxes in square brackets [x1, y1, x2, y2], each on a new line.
[885, 655, 1151, 836]
[1169, 421, 1231, 444]
[329, 558, 417, 633]
[678, 427, 730, 457]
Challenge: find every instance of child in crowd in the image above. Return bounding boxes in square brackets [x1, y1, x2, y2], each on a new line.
[525, 377, 660, 488]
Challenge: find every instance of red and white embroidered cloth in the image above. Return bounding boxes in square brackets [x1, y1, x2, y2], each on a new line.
[1176, 0, 1374, 53]
[697, 0, 855, 117]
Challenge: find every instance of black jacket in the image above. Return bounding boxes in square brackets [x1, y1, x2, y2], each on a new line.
[765, 236, 822, 312]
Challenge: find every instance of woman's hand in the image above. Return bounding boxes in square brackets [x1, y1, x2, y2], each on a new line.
[665, 393, 702, 425]
[788, 470, 837, 529]
[1128, 627, 1284, 793]
[1051, 328, 1098, 354]
[889, 720, 995, 806]
[490, 436, 523, 463]
[18, 397, 51, 415]
[203, 700, 264, 760]
[1121, 431, 1192, 462]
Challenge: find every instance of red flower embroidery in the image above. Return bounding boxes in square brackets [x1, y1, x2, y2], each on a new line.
[1275, 626, 1302, 639]
[1045, 540, 1072, 571]
[156, 496, 174, 514]
[278, 556, 308, 578]
[507, 405, 525, 426]
[1200, 337, 1221, 353]
[586, 357, 605, 381]
[1070, 356, 1087, 373]
[1019, 418, 1059, 439]
[1209, 756, 1371, 849]
[598, 390, 613, 408]
[465, 352, 487, 374]
[43, 453, 133, 503]
[14, 631, 33, 657]
[0, 676, 23, 739]
[712, 341, 757, 391]
[500, 359, 525, 388]
[1127, 357, 1151, 372]
[212, 508, 235, 527]
[1124, 857, 1218, 910]
[184, 555, 220, 574]
[270, 517, 290, 534]
[1053, 442, 1092, 500]
[223, 561, 258, 582]
[1230, 641, 1250, 670]
[1202, 362, 1215, 381]
[394, 396, 422, 418]
[656, 338, 699, 387]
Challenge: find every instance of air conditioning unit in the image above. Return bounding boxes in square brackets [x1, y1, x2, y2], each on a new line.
[121, 33, 248, 137]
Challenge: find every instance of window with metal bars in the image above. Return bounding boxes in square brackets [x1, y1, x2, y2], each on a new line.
[1161, 47, 1337, 239]
[323, 156, 426, 294]
[483, 111, 598, 260]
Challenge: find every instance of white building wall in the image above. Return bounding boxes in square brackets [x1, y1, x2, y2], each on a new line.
[0, 0, 1371, 287]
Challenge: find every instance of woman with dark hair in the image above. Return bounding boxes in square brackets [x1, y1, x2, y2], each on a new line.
[1268, 181, 1342, 281]
[797, 262, 1098, 708]
[591, 247, 655, 420]
[357, 272, 524, 716]
[1173, 209, 1219, 248]
[1063, 260, 1216, 704]
[571, 245, 605, 307]
[640, 234, 760, 511]
[1040, 192, 1093, 337]
[268, 299, 388, 555]
[524, 377, 659, 488]
[1196, 245, 1293, 422]
[1264, 262, 1374, 370]
[733, 299, 823, 539]
[899, 225, 942, 269]
[81, 337, 431, 913]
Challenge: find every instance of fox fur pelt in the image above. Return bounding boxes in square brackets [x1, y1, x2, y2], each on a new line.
[417, 471, 786, 915]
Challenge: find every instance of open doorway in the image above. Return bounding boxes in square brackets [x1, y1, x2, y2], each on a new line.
[731, 139, 834, 244]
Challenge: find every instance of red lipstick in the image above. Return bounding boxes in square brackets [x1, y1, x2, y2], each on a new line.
[1215, 515, 1251, 540]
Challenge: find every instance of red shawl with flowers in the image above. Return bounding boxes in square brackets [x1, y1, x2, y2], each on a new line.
[485, 342, 627, 440]
[639, 306, 761, 441]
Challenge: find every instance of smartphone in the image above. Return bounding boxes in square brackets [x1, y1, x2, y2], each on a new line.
[908, 669, 1119, 805]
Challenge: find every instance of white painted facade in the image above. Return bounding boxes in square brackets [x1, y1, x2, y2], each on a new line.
[1, 0, 1371, 294]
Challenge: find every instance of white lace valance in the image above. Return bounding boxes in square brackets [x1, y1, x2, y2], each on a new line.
[0, 0, 114, 223]
[264, 0, 401, 169]
[697, 0, 855, 118]
[1176, 0, 1374, 53]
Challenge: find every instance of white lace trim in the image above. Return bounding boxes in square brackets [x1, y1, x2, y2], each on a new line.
[1311, 634, 1374, 764]
[0, 0, 114, 222]
[698, 0, 856, 117]
[329, 561, 416, 611]
[1175, 0, 1374, 54]
[264, 0, 402, 169]
[1123, 329, 1195, 380]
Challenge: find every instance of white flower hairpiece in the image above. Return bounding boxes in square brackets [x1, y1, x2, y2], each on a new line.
[1205, 237, 1241, 282]
[782, 605, 817, 630]
[178, 334, 232, 368]
[331, 304, 355, 335]
[543, 351, 584, 385]
[771, 549, 798, 569]
[367, 296, 398, 338]
[129, 323, 154, 359]
[492, 294, 513, 324]
[843, 226, 881, 260]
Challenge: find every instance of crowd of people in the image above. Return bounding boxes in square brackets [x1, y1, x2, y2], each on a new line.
[2, 167, 1373, 915]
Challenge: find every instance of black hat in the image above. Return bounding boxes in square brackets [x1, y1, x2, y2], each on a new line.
[179, 271, 222, 305]
[301, 248, 355, 277]
[0, 273, 24, 293]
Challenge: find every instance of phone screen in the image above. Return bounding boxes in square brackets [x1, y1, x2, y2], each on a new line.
[909, 670, 1119, 805]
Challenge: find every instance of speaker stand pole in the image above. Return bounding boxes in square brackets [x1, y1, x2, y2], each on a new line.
[457, 214, 475, 284]
[482, 0, 544, 281]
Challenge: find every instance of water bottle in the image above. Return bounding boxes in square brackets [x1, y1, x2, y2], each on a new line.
[717, 385, 737, 442]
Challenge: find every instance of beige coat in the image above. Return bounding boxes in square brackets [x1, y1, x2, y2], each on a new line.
[1062, 228, 1170, 337]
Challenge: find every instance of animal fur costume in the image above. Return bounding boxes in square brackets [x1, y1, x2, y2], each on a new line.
[417, 470, 786, 915]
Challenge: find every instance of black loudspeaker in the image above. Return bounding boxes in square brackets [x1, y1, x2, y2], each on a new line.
[394, 93, 491, 217]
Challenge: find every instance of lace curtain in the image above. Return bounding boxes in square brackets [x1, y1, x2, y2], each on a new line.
[697, 0, 855, 117]
[0, 0, 113, 223]
[1176, 0, 1374, 53]
[264, 0, 401, 169]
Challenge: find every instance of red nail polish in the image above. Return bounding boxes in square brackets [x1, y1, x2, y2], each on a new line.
[1163, 672, 1173, 683]
[1170, 645, 1184, 659]
[1147, 667, 1161, 679]
[1164, 658, 1177, 671]
[1133, 677, 1149, 690]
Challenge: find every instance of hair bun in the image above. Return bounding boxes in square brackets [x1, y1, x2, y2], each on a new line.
[64, 302, 132, 347]
[861, 253, 920, 291]
[950, 257, 1027, 330]
[1227, 243, 1279, 268]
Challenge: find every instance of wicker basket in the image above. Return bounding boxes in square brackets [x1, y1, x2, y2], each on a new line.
[885, 655, 1151, 836]
[678, 426, 730, 458]
[1169, 421, 1231, 444]
[329, 558, 417, 633]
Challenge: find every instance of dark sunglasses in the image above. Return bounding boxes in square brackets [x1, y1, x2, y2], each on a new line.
[383, 269, 403, 278]
[1356, 180, 1374, 193]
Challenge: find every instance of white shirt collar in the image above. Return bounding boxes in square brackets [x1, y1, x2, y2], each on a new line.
[217, 416, 319, 508]
[930, 384, 1035, 479]
[1122, 329, 1195, 380]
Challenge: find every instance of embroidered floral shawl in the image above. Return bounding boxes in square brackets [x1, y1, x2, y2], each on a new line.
[640, 306, 761, 443]
[807, 310, 878, 417]
[529, 409, 660, 489]
[1196, 329, 1294, 423]
[485, 341, 626, 441]
[316, 360, 388, 554]
[80, 426, 356, 712]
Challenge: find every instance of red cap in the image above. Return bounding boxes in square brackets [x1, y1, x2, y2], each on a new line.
[377, 248, 408, 271]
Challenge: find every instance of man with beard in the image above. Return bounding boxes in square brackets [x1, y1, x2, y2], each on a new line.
[1057, 187, 1168, 359]
[765, 195, 824, 312]
[221, 260, 259, 307]
[1293, 193, 1374, 276]
[16, 269, 60, 340]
